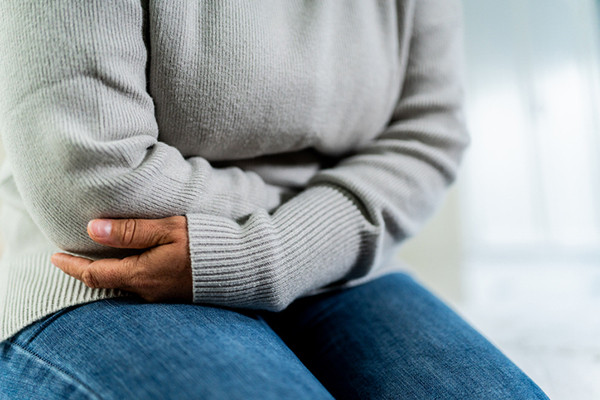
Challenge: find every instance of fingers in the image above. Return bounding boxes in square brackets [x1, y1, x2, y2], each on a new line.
[51, 252, 137, 290]
[54, 216, 190, 301]
[87, 216, 186, 249]
[50, 253, 93, 283]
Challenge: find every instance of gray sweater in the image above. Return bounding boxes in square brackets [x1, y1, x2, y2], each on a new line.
[0, 0, 469, 342]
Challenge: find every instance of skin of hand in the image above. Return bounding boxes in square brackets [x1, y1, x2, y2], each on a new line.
[50, 216, 193, 303]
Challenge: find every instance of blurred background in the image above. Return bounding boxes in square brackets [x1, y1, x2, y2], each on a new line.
[1, 1, 598, 398]
[398, 0, 600, 399]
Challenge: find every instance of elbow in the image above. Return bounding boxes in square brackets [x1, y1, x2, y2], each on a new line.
[11, 135, 161, 258]
[16, 167, 142, 259]
[27, 190, 126, 259]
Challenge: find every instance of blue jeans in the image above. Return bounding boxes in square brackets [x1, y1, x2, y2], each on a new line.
[0, 272, 548, 399]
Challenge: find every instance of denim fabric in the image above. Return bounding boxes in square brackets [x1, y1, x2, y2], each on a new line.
[0, 273, 549, 399]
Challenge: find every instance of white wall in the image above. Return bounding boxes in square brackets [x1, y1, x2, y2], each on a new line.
[397, 0, 600, 306]
[395, 180, 467, 305]
[461, 0, 600, 265]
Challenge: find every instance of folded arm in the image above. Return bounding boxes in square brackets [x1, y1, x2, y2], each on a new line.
[2, 0, 469, 312]
[0, 0, 287, 258]
[180, 0, 470, 310]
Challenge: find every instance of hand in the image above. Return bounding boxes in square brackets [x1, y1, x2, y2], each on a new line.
[51, 216, 193, 303]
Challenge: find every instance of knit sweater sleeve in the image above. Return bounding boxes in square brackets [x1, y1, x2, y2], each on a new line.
[186, 0, 470, 311]
[0, 1, 287, 258]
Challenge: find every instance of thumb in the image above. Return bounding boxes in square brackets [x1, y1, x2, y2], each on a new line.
[87, 218, 172, 249]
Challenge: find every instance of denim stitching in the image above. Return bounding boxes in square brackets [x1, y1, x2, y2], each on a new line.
[4, 341, 104, 400]
[10, 304, 86, 347]
[20, 310, 72, 346]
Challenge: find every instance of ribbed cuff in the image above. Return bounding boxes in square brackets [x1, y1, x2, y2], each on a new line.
[186, 184, 380, 312]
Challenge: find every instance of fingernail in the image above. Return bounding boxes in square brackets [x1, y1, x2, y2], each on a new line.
[88, 219, 112, 238]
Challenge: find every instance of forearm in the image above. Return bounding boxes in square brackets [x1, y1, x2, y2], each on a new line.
[185, 0, 470, 310]
[0, 0, 287, 258]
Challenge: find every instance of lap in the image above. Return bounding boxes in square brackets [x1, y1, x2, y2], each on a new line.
[0, 272, 549, 400]
[0, 298, 332, 400]
[261, 272, 549, 400]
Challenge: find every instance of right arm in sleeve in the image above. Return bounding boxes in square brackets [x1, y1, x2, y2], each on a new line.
[0, 0, 285, 258]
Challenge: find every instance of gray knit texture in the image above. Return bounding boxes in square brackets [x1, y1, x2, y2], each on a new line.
[0, 0, 469, 341]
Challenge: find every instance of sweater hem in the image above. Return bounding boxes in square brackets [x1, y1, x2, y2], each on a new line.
[0, 251, 410, 343]
[0, 253, 130, 343]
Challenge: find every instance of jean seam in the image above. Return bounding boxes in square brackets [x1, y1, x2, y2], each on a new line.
[5, 341, 104, 400]
[21, 309, 72, 346]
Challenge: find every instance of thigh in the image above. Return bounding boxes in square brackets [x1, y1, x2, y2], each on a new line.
[261, 272, 549, 400]
[0, 297, 333, 400]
